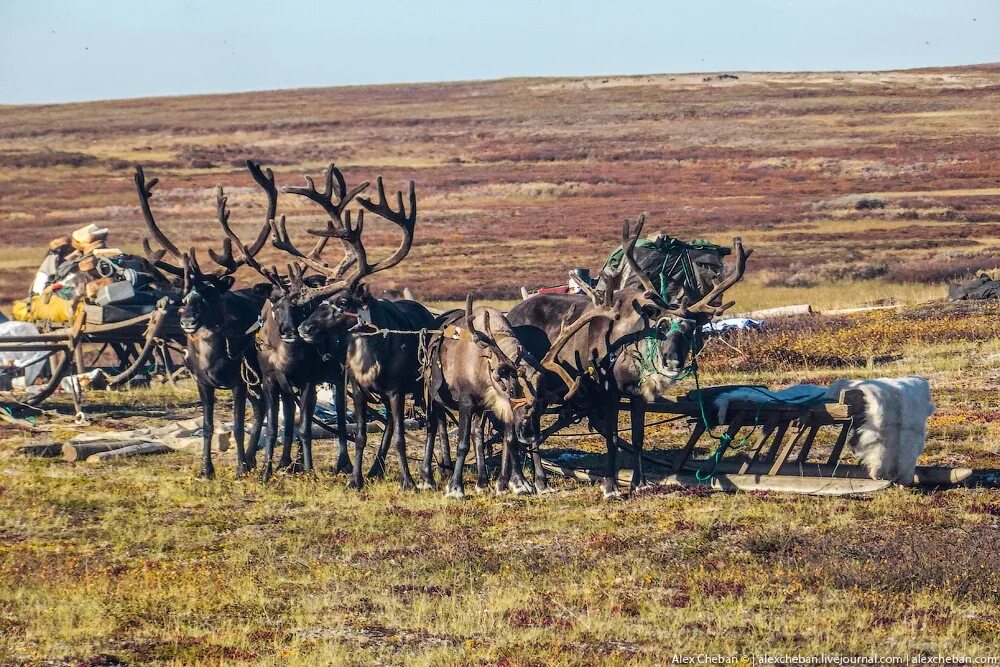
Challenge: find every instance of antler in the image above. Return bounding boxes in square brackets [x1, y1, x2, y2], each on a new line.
[677, 237, 752, 318]
[135, 165, 183, 277]
[281, 162, 369, 267]
[539, 311, 608, 400]
[305, 174, 418, 293]
[237, 241, 284, 289]
[349, 176, 417, 282]
[621, 214, 657, 295]
[242, 160, 280, 257]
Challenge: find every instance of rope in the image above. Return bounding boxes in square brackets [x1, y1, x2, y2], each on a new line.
[241, 358, 262, 400]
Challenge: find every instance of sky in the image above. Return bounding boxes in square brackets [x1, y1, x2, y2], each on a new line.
[1, 0, 998, 105]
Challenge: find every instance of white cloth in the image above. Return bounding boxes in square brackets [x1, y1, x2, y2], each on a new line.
[0, 321, 47, 385]
[702, 317, 762, 333]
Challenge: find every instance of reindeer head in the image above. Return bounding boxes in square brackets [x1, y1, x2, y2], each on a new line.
[178, 251, 238, 334]
[465, 298, 545, 446]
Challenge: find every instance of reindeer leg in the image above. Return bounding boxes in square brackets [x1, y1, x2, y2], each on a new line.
[496, 422, 513, 495]
[278, 391, 296, 471]
[439, 413, 453, 471]
[473, 413, 490, 492]
[505, 427, 534, 495]
[629, 399, 649, 492]
[447, 402, 473, 499]
[368, 398, 394, 480]
[299, 383, 316, 475]
[233, 381, 249, 477]
[333, 374, 352, 474]
[389, 391, 416, 491]
[529, 403, 550, 494]
[602, 388, 623, 500]
[261, 384, 279, 483]
[420, 402, 440, 490]
[350, 380, 367, 490]
[197, 383, 216, 480]
[245, 391, 264, 471]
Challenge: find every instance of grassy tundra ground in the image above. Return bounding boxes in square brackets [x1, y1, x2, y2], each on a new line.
[1, 301, 999, 664]
[2, 67, 1000, 663]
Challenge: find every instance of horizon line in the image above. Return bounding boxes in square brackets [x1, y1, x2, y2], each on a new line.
[2, 61, 998, 109]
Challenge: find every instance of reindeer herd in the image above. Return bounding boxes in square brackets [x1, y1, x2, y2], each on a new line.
[135, 160, 750, 500]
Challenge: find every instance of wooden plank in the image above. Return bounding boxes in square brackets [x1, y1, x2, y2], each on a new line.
[672, 421, 706, 472]
[795, 423, 822, 463]
[762, 419, 791, 462]
[540, 457, 975, 494]
[630, 398, 850, 421]
[827, 421, 852, 465]
[738, 414, 780, 474]
[768, 420, 808, 476]
[540, 459, 893, 496]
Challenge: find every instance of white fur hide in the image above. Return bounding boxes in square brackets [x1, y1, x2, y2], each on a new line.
[826, 376, 935, 485]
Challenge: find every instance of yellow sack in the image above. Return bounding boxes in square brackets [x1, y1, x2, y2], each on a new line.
[12, 294, 74, 323]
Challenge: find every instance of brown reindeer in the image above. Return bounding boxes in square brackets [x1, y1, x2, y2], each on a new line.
[135, 165, 273, 479]
[234, 163, 367, 482]
[508, 215, 751, 498]
[423, 295, 545, 498]
[290, 172, 435, 491]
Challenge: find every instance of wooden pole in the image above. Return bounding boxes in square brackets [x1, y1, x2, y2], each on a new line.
[85, 442, 173, 463]
[62, 440, 138, 462]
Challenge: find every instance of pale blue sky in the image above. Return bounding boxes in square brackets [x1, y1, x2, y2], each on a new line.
[1, 0, 997, 104]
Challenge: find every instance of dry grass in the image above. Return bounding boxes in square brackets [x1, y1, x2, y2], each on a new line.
[2, 300, 1000, 664]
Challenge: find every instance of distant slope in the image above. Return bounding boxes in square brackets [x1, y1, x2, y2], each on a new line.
[1, 66, 999, 303]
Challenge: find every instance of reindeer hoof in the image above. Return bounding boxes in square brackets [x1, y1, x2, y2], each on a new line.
[535, 483, 556, 495]
[444, 486, 465, 500]
[417, 481, 435, 491]
[348, 478, 364, 491]
[603, 488, 624, 501]
[196, 467, 215, 481]
[494, 482, 509, 495]
[401, 479, 417, 492]
[334, 458, 353, 475]
[630, 480, 655, 494]
[475, 481, 490, 493]
[512, 480, 535, 496]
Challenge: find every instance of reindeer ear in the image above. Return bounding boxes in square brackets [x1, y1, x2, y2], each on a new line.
[218, 275, 236, 292]
[354, 282, 371, 300]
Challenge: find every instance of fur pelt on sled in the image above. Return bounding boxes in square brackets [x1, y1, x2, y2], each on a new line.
[826, 376, 935, 485]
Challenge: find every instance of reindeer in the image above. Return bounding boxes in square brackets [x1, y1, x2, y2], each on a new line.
[508, 215, 751, 498]
[135, 165, 272, 479]
[289, 172, 435, 491]
[233, 163, 368, 482]
[422, 295, 545, 498]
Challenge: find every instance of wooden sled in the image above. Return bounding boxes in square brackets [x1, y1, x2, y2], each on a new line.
[538, 388, 974, 496]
